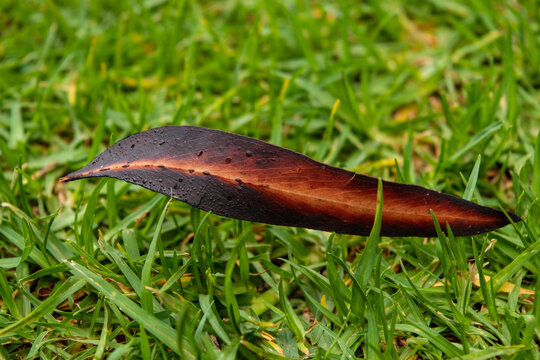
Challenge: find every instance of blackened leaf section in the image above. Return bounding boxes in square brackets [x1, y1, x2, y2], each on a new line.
[60, 126, 520, 237]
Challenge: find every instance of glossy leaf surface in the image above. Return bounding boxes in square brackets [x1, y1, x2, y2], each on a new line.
[60, 126, 520, 237]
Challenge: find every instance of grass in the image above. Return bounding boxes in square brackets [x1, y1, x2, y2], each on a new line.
[0, 0, 539, 358]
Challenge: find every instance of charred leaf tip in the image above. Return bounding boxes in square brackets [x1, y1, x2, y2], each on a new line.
[507, 212, 522, 223]
[58, 172, 83, 183]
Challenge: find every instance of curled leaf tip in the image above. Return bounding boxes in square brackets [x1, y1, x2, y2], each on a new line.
[61, 126, 520, 237]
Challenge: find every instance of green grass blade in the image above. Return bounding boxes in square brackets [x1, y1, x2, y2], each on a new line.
[450, 121, 503, 161]
[63, 259, 194, 358]
[355, 178, 383, 288]
[0, 277, 85, 336]
[0, 269, 21, 319]
[279, 278, 305, 342]
[94, 305, 109, 360]
[456, 345, 526, 360]
[103, 194, 163, 242]
[463, 155, 481, 201]
[224, 245, 241, 334]
[141, 198, 170, 313]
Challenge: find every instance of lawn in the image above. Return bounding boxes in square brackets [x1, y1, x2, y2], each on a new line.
[0, 1, 538, 359]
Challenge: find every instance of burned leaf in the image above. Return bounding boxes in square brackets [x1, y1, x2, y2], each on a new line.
[60, 126, 520, 237]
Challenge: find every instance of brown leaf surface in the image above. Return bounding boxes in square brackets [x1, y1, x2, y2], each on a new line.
[59, 126, 520, 237]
